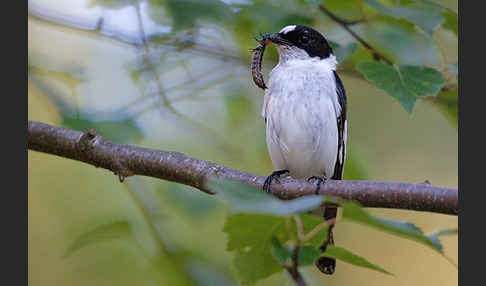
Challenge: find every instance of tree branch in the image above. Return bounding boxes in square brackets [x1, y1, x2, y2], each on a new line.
[28, 121, 458, 215]
[284, 245, 306, 286]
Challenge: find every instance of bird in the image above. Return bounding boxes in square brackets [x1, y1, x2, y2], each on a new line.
[260, 25, 347, 275]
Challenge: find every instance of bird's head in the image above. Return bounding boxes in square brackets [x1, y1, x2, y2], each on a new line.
[263, 25, 333, 62]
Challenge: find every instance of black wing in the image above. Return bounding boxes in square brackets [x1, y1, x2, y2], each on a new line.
[331, 71, 347, 180]
[318, 72, 347, 275]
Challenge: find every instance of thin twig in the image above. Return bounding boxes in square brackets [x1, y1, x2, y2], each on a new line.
[293, 215, 304, 241]
[301, 218, 336, 243]
[286, 217, 297, 243]
[319, 4, 393, 65]
[134, 1, 173, 110]
[284, 245, 307, 286]
[28, 121, 458, 215]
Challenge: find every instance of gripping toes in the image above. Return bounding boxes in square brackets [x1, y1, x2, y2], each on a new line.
[263, 170, 289, 193]
[307, 175, 328, 195]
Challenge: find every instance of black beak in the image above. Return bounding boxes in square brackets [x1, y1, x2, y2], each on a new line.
[262, 33, 292, 46]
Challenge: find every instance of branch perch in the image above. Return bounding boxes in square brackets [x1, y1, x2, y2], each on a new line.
[28, 121, 458, 215]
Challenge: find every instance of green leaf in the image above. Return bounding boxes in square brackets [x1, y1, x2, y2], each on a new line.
[426, 228, 458, 267]
[223, 214, 289, 282]
[207, 178, 323, 216]
[357, 61, 445, 113]
[323, 245, 392, 275]
[275, 242, 322, 267]
[364, 0, 445, 36]
[299, 214, 329, 247]
[233, 244, 283, 283]
[442, 8, 458, 36]
[298, 245, 321, 266]
[62, 116, 143, 143]
[427, 228, 458, 247]
[270, 237, 291, 264]
[224, 214, 286, 251]
[64, 221, 132, 257]
[341, 201, 444, 253]
[357, 15, 442, 66]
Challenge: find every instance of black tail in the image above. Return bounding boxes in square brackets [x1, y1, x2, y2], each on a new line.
[315, 206, 337, 274]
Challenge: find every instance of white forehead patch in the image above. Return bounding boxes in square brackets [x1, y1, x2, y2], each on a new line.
[280, 25, 296, 34]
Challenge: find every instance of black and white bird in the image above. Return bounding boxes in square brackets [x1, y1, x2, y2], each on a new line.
[261, 25, 347, 275]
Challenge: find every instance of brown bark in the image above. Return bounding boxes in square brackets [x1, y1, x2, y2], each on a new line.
[28, 120, 458, 215]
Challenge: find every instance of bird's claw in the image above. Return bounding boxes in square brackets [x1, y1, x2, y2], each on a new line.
[307, 176, 328, 195]
[263, 170, 289, 193]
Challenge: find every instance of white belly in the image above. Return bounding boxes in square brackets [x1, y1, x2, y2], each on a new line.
[262, 58, 340, 179]
[265, 94, 338, 179]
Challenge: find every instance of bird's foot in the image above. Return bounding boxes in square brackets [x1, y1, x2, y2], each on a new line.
[263, 170, 289, 193]
[307, 175, 328, 195]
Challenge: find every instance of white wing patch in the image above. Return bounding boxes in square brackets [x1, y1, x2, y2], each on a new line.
[339, 120, 347, 164]
[279, 25, 296, 34]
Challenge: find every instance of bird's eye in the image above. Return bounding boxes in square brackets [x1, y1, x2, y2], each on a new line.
[300, 34, 309, 44]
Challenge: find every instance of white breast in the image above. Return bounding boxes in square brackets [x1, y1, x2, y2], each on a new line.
[263, 55, 341, 179]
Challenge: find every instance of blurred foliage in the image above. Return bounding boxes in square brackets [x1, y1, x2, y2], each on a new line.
[428, 228, 458, 248]
[162, 183, 222, 218]
[223, 214, 290, 282]
[364, 0, 445, 36]
[65, 220, 132, 258]
[342, 201, 447, 254]
[427, 88, 458, 129]
[442, 8, 458, 35]
[214, 179, 456, 283]
[162, 0, 232, 30]
[208, 178, 324, 215]
[62, 116, 144, 142]
[28, 0, 458, 285]
[223, 212, 326, 282]
[87, 0, 137, 9]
